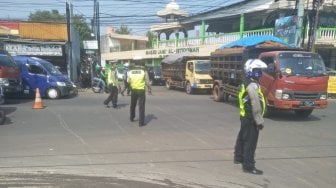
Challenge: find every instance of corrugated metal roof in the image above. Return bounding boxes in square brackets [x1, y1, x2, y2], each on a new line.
[2, 38, 66, 45]
[0, 21, 19, 30]
[218, 35, 290, 49]
[107, 33, 148, 41]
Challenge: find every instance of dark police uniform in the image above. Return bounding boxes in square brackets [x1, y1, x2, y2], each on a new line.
[128, 67, 151, 126]
[234, 78, 266, 174]
[103, 66, 119, 108]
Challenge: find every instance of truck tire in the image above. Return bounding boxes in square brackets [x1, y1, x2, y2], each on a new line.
[213, 85, 224, 102]
[263, 105, 273, 117]
[223, 92, 229, 102]
[294, 109, 313, 118]
[186, 82, 193, 94]
[0, 109, 5, 125]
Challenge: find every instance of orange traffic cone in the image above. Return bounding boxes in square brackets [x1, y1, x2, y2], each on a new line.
[33, 88, 44, 109]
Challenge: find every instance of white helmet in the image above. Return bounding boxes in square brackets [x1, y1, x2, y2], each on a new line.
[244, 59, 267, 78]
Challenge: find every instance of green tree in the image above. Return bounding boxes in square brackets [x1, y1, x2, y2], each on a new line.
[28, 10, 91, 48]
[115, 24, 132, 34]
[146, 31, 156, 48]
[28, 10, 65, 22]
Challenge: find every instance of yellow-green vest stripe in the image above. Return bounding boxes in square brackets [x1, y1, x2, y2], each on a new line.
[238, 83, 266, 117]
[129, 70, 146, 90]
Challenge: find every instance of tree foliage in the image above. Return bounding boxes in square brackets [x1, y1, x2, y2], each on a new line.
[28, 10, 65, 22]
[115, 24, 132, 34]
[28, 10, 91, 48]
[146, 31, 156, 48]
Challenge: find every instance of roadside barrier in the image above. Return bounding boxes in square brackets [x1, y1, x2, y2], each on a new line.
[33, 88, 44, 109]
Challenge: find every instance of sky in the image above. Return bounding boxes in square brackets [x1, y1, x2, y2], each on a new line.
[0, 0, 237, 36]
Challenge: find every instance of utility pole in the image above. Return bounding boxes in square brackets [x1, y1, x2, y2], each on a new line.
[295, 0, 304, 48]
[307, 0, 322, 52]
[92, 0, 101, 66]
[97, 0, 101, 66]
[66, 1, 73, 80]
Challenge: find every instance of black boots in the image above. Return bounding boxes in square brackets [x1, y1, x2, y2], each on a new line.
[243, 167, 263, 175]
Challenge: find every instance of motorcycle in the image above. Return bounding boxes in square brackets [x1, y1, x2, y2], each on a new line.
[92, 76, 108, 93]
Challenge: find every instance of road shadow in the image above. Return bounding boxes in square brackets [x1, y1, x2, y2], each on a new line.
[265, 109, 321, 122]
[209, 95, 321, 122]
[144, 114, 158, 126]
[4, 97, 34, 105]
[116, 102, 129, 109]
[0, 107, 16, 126]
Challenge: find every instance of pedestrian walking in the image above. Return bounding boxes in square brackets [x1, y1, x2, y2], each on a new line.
[128, 62, 152, 127]
[234, 59, 267, 175]
[103, 63, 120, 108]
[121, 67, 131, 96]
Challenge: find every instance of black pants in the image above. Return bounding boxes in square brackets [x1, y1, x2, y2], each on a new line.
[104, 85, 118, 107]
[130, 89, 146, 125]
[121, 81, 130, 95]
[234, 117, 259, 169]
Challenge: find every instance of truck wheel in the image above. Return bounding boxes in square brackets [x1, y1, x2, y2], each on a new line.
[263, 106, 273, 117]
[223, 92, 229, 102]
[213, 85, 223, 102]
[166, 81, 171, 90]
[294, 109, 313, 118]
[47, 88, 60, 99]
[0, 109, 5, 125]
[186, 82, 193, 94]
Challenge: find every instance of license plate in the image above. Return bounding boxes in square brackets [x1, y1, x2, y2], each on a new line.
[302, 101, 314, 107]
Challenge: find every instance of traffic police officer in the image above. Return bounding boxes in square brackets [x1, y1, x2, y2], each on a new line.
[103, 62, 120, 108]
[234, 59, 267, 175]
[128, 61, 152, 127]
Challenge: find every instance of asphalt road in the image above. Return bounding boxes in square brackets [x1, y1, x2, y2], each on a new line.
[0, 86, 335, 188]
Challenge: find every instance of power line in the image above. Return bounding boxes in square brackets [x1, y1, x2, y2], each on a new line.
[0, 0, 302, 35]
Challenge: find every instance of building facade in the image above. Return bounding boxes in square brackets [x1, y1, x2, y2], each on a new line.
[0, 21, 80, 81]
[100, 0, 336, 69]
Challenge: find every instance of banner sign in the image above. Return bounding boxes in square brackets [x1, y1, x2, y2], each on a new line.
[5, 43, 63, 56]
[274, 16, 300, 47]
[146, 47, 200, 58]
[83, 40, 98, 50]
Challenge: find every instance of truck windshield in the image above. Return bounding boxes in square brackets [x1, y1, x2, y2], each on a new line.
[43, 62, 63, 76]
[195, 61, 210, 74]
[153, 66, 161, 76]
[279, 53, 326, 77]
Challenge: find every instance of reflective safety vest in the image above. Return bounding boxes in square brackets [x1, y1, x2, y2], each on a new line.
[129, 69, 146, 90]
[107, 69, 118, 86]
[238, 82, 266, 118]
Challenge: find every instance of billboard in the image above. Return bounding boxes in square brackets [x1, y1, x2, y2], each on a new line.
[83, 40, 98, 50]
[274, 16, 301, 47]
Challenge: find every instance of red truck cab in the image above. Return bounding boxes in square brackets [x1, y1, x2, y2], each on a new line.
[259, 51, 328, 117]
[0, 50, 21, 97]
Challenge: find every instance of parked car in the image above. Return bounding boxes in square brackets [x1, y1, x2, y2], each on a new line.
[0, 50, 21, 98]
[13, 56, 77, 99]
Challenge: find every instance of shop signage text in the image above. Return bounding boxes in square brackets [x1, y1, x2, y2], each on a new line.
[146, 47, 200, 57]
[5, 43, 63, 56]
